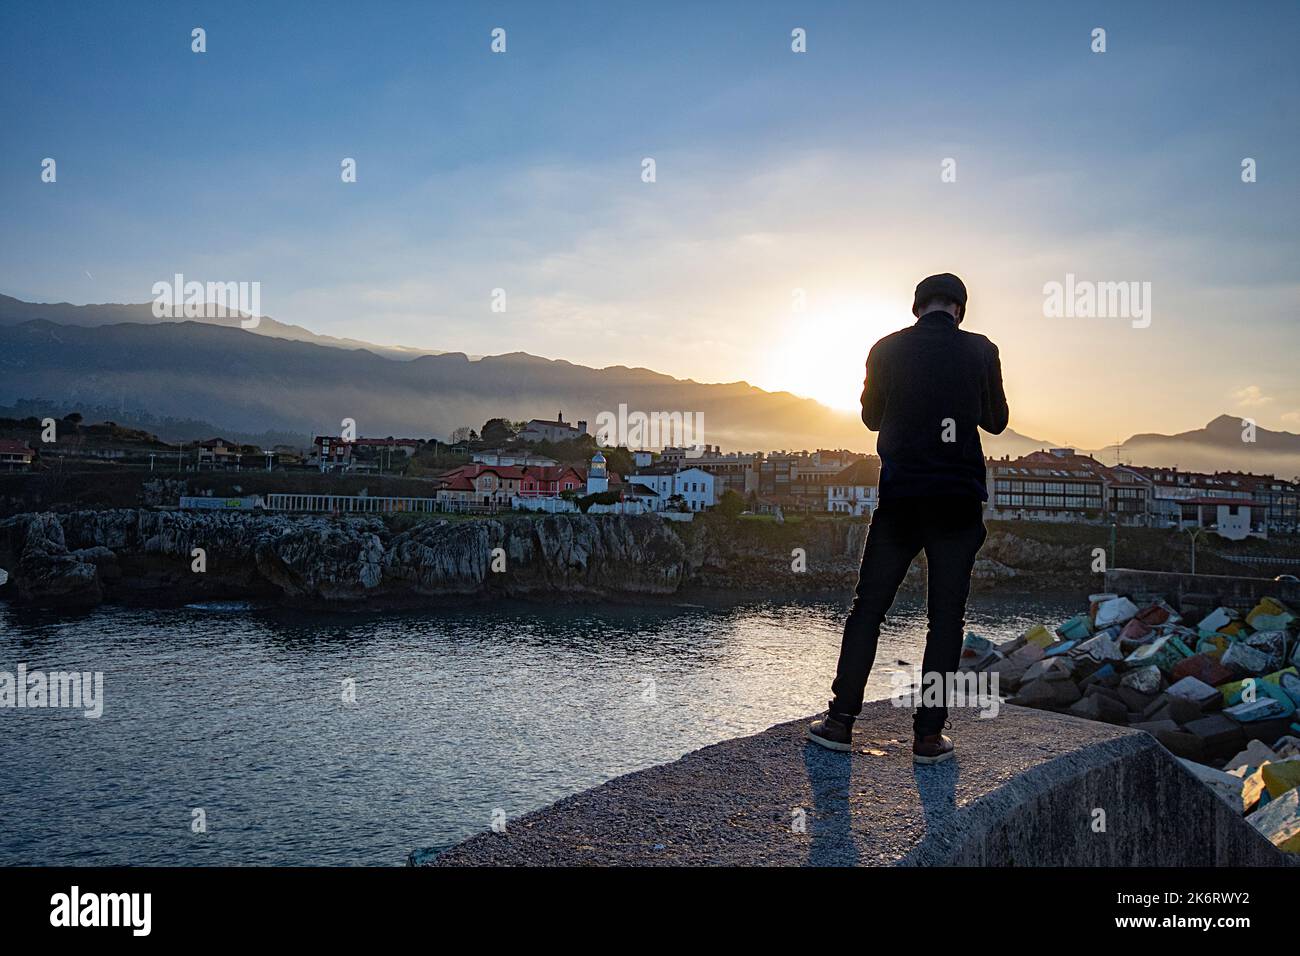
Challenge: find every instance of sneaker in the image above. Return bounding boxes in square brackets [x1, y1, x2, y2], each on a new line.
[807, 713, 853, 751]
[912, 732, 954, 764]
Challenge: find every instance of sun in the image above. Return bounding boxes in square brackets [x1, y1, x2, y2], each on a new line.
[766, 299, 905, 411]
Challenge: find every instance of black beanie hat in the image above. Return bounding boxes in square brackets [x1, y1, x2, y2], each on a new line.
[912, 273, 967, 316]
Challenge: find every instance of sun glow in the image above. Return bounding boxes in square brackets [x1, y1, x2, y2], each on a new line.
[766, 299, 906, 411]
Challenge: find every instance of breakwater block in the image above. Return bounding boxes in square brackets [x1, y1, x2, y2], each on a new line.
[418, 700, 1288, 866]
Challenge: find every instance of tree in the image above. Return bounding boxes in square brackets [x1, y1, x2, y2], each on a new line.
[599, 445, 635, 479]
[531, 434, 595, 465]
[481, 418, 516, 446]
[449, 426, 479, 444]
[716, 488, 745, 519]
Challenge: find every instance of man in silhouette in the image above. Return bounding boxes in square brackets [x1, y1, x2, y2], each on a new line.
[808, 273, 1009, 763]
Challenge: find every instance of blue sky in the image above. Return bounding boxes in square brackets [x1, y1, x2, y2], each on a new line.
[2, 0, 1298, 446]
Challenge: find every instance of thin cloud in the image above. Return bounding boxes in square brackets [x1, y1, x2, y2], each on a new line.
[1231, 385, 1274, 407]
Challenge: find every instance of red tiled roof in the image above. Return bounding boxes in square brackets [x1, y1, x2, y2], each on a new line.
[520, 464, 584, 481]
[0, 439, 33, 455]
[439, 463, 526, 481]
[994, 450, 1111, 479]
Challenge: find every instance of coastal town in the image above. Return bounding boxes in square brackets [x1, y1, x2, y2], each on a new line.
[1, 410, 1297, 540]
[7, 0, 1300, 908]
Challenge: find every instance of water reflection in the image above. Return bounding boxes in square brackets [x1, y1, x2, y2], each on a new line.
[0, 591, 1075, 865]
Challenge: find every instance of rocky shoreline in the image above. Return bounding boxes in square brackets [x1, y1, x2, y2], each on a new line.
[0, 510, 675, 607]
[961, 591, 1300, 854]
[0, 508, 1081, 609]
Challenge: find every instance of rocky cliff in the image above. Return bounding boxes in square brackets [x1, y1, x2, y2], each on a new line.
[0, 509, 705, 607]
[0, 509, 1056, 609]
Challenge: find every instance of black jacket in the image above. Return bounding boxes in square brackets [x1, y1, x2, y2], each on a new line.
[861, 311, 1009, 501]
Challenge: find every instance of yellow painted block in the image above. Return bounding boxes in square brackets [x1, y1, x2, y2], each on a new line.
[1247, 597, 1292, 626]
[1023, 624, 1055, 649]
[1262, 758, 1300, 800]
[1220, 678, 1248, 703]
[1219, 667, 1297, 704]
[1251, 790, 1300, 853]
[1243, 765, 1270, 812]
[1218, 621, 1248, 637]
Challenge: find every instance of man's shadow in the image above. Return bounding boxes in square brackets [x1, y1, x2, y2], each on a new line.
[801, 743, 859, 866]
[802, 743, 960, 867]
[897, 757, 960, 865]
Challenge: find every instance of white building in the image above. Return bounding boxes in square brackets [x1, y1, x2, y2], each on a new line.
[1214, 503, 1254, 541]
[513, 495, 655, 517]
[473, 449, 558, 468]
[826, 458, 880, 516]
[1176, 498, 1265, 541]
[629, 466, 716, 513]
[519, 413, 587, 444]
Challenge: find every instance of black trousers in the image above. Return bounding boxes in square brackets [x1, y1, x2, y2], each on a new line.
[830, 495, 987, 735]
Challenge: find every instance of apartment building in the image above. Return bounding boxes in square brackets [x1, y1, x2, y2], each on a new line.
[660, 444, 758, 497]
[987, 449, 1107, 521]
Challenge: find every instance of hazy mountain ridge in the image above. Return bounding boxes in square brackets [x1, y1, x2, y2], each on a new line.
[1102, 414, 1300, 479]
[0, 293, 445, 362]
[2, 295, 1297, 477]
[0, 317, 868, 450]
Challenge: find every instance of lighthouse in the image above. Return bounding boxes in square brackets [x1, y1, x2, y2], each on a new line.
[586, 451, 608, 494]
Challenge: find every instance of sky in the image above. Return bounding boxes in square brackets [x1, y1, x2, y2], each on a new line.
[2, 0, 1298, 449]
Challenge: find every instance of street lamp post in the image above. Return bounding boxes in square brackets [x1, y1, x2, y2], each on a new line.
[1185, 526, 1205, 575]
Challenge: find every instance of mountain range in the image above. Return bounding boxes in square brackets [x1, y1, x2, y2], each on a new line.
[0, 293, 448, 362]
[2, 295, 1297, 477]
[1106, 415, 1300, 481]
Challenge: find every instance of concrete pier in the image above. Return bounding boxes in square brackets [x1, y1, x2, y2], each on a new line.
[420, 701, 1286, 866]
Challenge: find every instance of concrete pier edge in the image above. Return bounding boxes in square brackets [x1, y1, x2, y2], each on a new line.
[414, 700, 1288, 867]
